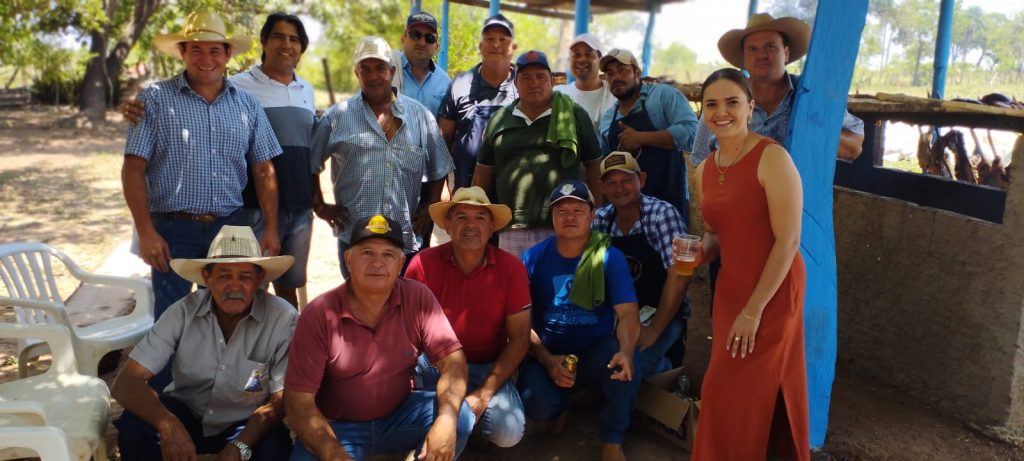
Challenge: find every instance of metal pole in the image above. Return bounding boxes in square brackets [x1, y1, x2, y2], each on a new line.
[574, 0, 589, 36]
[440, 0, 450, 70]
[748, 0, 758, 18]
[932, 0, 954, 99]
[641, 5, 656, 77]
[489, 0, 500, 16]
[410, 0, 422, 14]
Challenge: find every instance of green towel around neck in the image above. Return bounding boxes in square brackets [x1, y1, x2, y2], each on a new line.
[547, 91, 579, 169]
[568, 231, 612, 310]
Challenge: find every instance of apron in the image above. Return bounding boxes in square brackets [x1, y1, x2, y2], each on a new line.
[452, 104, 502, 188]
[606, 224, 666, 311]
[607, 97, 689, 224]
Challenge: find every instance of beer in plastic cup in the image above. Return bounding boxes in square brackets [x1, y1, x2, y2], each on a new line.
[672, 234, 700, 275]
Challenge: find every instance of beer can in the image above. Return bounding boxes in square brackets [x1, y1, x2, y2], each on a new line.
[562, 354, 579, 374]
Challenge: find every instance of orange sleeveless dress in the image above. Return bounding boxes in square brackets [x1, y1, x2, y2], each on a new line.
[692, 138, 810, 460]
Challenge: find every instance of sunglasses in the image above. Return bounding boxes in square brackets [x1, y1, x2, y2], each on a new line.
[407, 30, 438, 44]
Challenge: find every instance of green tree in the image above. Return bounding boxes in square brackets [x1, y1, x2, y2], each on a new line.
[649, 42, 698, 82]
[892, 0, 937, 87]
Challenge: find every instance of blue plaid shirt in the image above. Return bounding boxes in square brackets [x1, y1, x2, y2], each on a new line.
[592, 194, 688, 270]
[690, 72, 865, 164]
[124, 73, 281, 215]
[310, 92, 454, 251]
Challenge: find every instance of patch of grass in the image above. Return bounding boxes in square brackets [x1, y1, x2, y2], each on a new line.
[883, 158, 921, 172]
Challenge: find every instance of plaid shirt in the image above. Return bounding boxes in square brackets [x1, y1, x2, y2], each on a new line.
[690, 72, 865, 164]
[311, 92, 454, 251]
[592, 194, 688, 270]
[124, 73, 281, 215]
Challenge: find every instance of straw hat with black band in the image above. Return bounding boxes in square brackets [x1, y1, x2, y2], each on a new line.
[170, 226, 293, 286]
[154, 10, 252, 58]
[717, 13, 811, 69]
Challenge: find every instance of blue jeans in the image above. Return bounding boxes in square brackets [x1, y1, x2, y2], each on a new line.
[114, 394, 292, 461]
[247, 208, 313, 288]
[517, 334, 640, 444]
[289, 391, 475, 461]
[636, 317, 685, 378]
[151, 210, 245, 319]
[416, 356, 526, 447]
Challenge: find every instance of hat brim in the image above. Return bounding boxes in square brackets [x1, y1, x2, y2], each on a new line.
[155, 32, 252, 59]
[170, 255, 294, 286]
[429, 201, 512, 232]
[717, 17, 810, 69]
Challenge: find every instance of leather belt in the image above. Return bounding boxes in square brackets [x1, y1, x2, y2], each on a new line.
[163, 211, 219, 224]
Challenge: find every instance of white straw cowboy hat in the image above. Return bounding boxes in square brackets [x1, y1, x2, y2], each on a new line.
[155, 10, 252, 58]
[429, 186, 513, 231]
[717, 13, 811, 69]
[170, 226, 294, 285]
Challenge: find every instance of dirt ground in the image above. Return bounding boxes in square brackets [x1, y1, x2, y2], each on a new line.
[2, 106, 1023, 460]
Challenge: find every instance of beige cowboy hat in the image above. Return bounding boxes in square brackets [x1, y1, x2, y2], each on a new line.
[154, 10, 252, 58]
[717, 13, 811, 69]
[170, 226, 294, 286]
[429, 186, 512, 231]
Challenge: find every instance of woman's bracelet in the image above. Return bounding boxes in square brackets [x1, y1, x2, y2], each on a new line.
[741, 311, 760, 321]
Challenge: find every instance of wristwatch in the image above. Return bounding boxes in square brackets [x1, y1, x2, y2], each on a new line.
[231, 439, 252, 460]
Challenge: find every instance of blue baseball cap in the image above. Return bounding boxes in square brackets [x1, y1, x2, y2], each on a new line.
[516, 50, 551, 72]
[548, 179, 595, 208]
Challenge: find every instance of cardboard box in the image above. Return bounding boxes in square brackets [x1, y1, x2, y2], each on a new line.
[634, 367, 700, 451]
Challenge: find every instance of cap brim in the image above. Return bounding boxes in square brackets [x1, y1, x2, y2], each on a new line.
[155, 33, 252, 59]
[355, 54, 392, 65]
[718, 18, 810, 69]
[170, 255, 295, 286]
[429, 202, 513, 232]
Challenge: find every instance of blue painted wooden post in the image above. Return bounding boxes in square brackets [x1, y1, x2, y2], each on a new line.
[641, 6, 656, 77]
[748, 0, 759, 18]
[439, 0, 450, 70]
[932, 0, 955, 98]
[785, 0, 867, 449]
[489, 0, 500, 16]
[410, 0, 422, 14]
[568, 0, 591, 84]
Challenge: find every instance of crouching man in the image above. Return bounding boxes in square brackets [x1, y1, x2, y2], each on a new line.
[112, 225, 297, 461]
[284, 214, 475, 461]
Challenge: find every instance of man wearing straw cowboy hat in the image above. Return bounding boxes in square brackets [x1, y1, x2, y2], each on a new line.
[112, 225, 297, 461]
[690, 12, 864, 163]
[122, 10, 283, 320]
[405, 186, 531, 448]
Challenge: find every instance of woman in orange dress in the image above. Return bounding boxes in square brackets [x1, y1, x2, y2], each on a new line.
[688, 68, 809, 460]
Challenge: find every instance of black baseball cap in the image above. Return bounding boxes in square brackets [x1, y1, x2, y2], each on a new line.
[548, 179, 595, 208]
[482, 14, 514, 37]
[349, 214, 404, 248]
[406, 11, 438, 32]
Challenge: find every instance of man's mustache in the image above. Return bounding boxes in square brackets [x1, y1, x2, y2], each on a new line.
[224, 290, 247, 300]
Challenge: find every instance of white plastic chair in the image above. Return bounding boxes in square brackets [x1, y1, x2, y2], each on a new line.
[0, 323, 110, 461]
[0, 242, 154, 377]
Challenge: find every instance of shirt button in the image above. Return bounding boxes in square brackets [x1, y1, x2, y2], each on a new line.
[207, 410, 214, 415]
[219, 365, 226, 370]
[217, 339, 224, 343]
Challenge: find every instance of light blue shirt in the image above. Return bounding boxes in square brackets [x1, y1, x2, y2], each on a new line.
[690, 72, 865, 164]
[400, 52, 452, 117]
[310, 92, 454, 251]
[598, 82, 698, 155]
[124, 73, 281, 215]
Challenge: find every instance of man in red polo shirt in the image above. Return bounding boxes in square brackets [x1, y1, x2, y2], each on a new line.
[405, 186, 531, 448]
[284, 214, 474, 461]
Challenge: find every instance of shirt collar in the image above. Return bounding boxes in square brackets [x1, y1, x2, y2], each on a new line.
[512, 104, 552, 125]
[337, 280, 404, 322]
[439, 242, 497, 271]
[248, 64, 304, 88]
[193, 289, 264, 322]
[175, 71, 236, 97]
[401, 52, 437, 74]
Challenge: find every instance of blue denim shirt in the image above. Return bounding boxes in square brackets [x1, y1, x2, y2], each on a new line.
[400, 52, 452, 117]
[690, 72, 865, 164]
[598, 82, 699, 155]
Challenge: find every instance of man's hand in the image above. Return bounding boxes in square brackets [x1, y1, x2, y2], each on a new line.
[418, 419, 457, 461]
[544, 355, 575, 388]
[636, 324, 663, 351]
[259, 227, 281, 256]
[121, 99, 146, 125]
[616, 121, 644, 152]
[138, 229, 171, 272]
[157, 419, 197, 461]
[214, 443, 242, 461]
[314, 203, 349, 233]
[464, 389, 491, 420]
[413, 203, 432, 236]
[607, 351, 634, 382]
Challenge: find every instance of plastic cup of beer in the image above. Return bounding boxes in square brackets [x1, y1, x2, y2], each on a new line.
[672, 234, 700, 276]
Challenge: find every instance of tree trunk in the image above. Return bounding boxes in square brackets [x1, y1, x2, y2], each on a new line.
[911, 42, 924, 87]
[77, 0, 161, 124]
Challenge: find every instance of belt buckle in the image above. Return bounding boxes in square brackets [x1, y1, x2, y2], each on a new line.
[193, 213, 216, 224]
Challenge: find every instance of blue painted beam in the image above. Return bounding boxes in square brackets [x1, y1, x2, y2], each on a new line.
[575, 0, 590, 36]
[489, 0, 500, 16]
[439, 0, 450, 71]
[410, 0, 422, 14]
[932, 0, 954, 99]
[785, 0, 867, 449]
[641, 5, 656, 77]
[748, 0, 758, 18]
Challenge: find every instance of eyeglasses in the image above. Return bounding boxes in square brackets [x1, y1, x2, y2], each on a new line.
[407, 30, 438, 44]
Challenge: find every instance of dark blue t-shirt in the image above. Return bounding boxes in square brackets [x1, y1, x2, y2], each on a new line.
[521, 236, 637, 353]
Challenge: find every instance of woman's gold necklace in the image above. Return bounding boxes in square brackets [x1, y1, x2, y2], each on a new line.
[715, 138, 748, 184]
